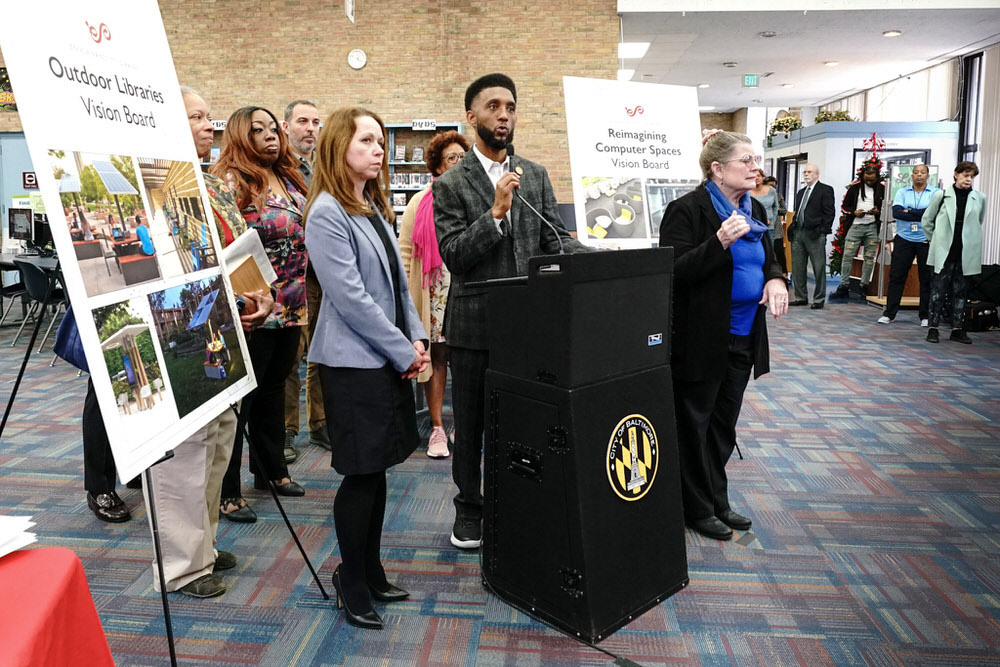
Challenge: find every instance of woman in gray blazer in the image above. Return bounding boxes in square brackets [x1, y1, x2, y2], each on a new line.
[304, 107, 429, 629]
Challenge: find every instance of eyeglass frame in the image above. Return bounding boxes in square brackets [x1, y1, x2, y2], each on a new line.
[720, 154, 763, 167]
[443, 152, 466, 164]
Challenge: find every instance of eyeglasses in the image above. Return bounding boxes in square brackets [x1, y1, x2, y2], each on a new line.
[724, 154, 763, 167]
[443, 152, 465, 164]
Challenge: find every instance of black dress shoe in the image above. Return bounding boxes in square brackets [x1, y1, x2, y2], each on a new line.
[926, 327, 939, 343]
[87, 491, 131, 523]
[369, 581, 409, 602]
[687, 516, 733, 541]
[789, 299, 809, 307]
[810, 301, 825, 309]
[253, 476, 305, 496]
[717, 509, 752, 531]
[333, 566, 383, 629]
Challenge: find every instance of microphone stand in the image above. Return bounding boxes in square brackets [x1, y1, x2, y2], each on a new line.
[514, 190, 565, 255]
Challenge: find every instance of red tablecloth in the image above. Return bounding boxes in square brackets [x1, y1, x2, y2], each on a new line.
[0, 548, 113, 666]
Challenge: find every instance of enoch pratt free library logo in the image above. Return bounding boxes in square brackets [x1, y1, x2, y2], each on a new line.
[86, 21, 112, 44]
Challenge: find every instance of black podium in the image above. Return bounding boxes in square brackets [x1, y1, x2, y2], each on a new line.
[479, 248, 688, 643]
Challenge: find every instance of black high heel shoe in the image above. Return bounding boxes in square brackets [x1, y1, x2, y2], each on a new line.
[332, 566, 383, 629]
[368, 581, 409, 602]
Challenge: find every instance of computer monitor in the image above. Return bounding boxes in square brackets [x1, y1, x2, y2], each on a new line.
[8, 208, 32, 241]
[33, 213, 53, 249]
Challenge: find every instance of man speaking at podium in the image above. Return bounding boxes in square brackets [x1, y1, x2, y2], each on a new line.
[434, 73, 590, 550]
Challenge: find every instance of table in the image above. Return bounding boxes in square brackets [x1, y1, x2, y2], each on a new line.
[0, 252, 59, 273]
[0, 548, 114, 666]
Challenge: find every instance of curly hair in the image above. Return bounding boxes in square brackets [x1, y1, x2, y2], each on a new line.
[425, 130, 470, 176]
[210, 106, 307, 213]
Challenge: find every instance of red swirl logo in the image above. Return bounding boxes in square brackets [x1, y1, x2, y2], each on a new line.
[625, 105, 644, 117]
[86, 21, 111, 43]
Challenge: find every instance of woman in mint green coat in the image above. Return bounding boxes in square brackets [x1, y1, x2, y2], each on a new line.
[921, 161, 986, 344]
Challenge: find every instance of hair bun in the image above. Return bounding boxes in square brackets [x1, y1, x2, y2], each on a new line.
[701, 128, 723, 147]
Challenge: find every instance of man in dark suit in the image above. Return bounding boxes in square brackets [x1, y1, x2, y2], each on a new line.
[434, 73, 589, 550]
[789, 163, 836, 309]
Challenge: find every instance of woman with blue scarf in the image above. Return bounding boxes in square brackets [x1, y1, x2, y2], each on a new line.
[659, 130, 788, 541]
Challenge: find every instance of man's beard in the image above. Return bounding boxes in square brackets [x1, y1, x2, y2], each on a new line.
[291, 137, 314, 158]
[477, 124, 514, 152]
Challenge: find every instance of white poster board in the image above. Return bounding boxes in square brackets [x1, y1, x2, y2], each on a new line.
[563, 77, 703, 249]
[0, 1, 256, 481]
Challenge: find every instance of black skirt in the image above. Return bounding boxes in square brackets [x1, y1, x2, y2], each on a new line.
[319, 364, 420, 475]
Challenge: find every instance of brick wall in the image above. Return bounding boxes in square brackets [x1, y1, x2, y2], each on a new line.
[1, 1, 617, 199]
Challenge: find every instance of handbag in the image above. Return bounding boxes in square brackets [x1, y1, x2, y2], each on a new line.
[53, 305, 90, 372]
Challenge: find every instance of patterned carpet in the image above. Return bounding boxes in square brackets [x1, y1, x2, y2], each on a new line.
[1, 295, 999, 666]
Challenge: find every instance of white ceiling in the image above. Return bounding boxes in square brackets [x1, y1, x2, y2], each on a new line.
[619, 9, 1000, 112]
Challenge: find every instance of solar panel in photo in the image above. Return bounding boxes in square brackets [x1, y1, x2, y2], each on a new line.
[92, 159, 139, 195]
[187, 289, 220, 329]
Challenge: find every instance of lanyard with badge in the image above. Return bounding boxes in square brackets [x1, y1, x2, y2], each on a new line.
[909, 188, 929, 234]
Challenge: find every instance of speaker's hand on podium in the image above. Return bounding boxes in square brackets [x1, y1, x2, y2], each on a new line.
[760, 278, 789, 318]
[402, 341, 431, 379]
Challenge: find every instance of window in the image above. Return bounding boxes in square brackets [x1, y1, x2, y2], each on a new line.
[959, 52, 983, 163]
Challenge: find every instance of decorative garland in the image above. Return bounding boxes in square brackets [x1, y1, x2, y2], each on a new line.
[829, 132, 888, 276]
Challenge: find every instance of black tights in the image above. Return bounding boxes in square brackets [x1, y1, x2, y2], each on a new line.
[334, 471, 389, 611]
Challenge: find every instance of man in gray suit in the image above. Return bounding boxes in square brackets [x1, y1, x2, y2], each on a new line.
[789, 163, 836, 309]
[434, 73, 589, 549]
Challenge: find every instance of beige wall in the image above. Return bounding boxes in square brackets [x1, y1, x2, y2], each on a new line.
[2, 2, 618, 199]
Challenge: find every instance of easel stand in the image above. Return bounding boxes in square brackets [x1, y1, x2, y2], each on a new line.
[0, 289, 51, 437]
[144, 451, 178, 667]
[231, 406, 329, 600]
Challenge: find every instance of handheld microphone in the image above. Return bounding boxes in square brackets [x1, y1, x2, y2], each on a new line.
[506, 145, 565, 255]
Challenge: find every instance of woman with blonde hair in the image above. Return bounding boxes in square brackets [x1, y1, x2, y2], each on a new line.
[304, 107, 429, 629]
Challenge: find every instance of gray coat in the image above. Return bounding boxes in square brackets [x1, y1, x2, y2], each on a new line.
[304, 192, 426, 372]
[433, 150, 589, 349]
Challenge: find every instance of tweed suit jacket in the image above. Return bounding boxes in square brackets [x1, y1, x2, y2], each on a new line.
[433, 150, 589, 349]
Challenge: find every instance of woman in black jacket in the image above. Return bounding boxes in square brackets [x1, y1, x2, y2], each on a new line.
[658, 130, 787, 541]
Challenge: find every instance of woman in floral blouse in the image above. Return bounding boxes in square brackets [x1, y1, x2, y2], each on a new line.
[212, 106, 309, 498]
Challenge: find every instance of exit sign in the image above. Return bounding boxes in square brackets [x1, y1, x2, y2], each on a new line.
[743, 74, 759, 88]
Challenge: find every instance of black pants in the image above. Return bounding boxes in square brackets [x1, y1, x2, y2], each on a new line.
[928, 259, 970, 330]
[333, 471, 389, 611]
[673, 334, 754, 522]
[222, 326, 301, 497]
[883, 236, 931, 320]
[448, 346, 489, 521]
[82, 379, 117, 495]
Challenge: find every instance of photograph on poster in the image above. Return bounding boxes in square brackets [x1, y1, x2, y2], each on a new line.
[147, 275, 247, 418]
[645, 178, 699, 239]
[136, 157, 219, 276]
[49, 149, 162, 296]
[581, 176, 650, 241]
[93, 300, 168, 418]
